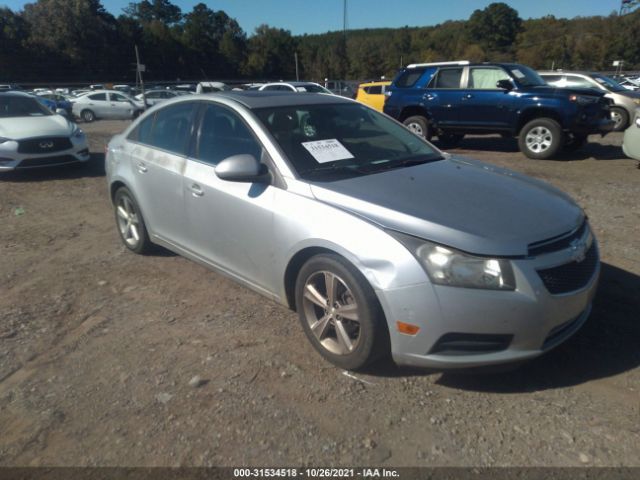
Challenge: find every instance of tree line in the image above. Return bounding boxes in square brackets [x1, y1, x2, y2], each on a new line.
[1, 0, 639, 85]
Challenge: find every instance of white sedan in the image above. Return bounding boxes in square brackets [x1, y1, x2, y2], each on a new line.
[257, 81, 333, 94]
[0, 91, 89, 171]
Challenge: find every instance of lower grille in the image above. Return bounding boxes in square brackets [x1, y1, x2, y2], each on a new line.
[537, 244, 598, 294]
[542, 313, 584, 350]
[17, 137, 72, 154]
[17, 155, 78, 168]
[429, 333, 513, 356]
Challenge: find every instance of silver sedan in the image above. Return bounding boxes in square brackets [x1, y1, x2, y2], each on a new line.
[106, 92, 599, 371]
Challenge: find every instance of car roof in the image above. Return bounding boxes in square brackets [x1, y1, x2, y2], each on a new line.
[359, 81, 391, 87]
[539, 71, 600, 76]
[201, 91, 350, 109]
[0, 91, 33, 98]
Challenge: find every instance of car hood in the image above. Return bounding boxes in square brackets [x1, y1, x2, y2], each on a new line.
[530, 85, 604, 97]
[0, 114, 73, 139]
[309, 156, 584, 256]
[617, 89, 640, 99]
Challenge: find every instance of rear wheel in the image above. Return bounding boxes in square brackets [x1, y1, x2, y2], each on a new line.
[402, 115, 431, 140]
[295, 254, 389, 370]
[610, 107, 629, 132]
[81, 109, 95, 123]
[518, 118, 563, 159]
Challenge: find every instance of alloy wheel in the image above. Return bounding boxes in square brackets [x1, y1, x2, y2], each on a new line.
[301, 271, 361, 356]
[116, 195, 141, 248]
[525, 126, 553, 154]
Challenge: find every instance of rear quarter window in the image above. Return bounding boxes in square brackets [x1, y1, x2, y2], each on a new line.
[395, 70, 425, 88]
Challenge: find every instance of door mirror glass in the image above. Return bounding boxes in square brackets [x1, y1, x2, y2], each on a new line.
[496, 79, 514, 91]
[214, 154, 269, 183]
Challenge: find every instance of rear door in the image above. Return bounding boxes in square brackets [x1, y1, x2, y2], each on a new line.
[85, 92, 109, 118]
[109, 92, 135, 119]
[457, 66, 515, 129]
[182, 102, 277, 290]
[424, 67, 464, 127]
[126, 102, 197, 244]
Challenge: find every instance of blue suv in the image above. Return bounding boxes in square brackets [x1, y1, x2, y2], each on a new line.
[384, 61, 615, 159]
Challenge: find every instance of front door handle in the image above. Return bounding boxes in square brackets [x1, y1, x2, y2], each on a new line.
[190, 183, 204, 197]
[137, 162, 147, 173]
[462, 94, 474, 100]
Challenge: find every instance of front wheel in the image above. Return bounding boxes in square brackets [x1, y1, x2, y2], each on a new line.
[518, 118, 563, 159]
[610, 107, 629, 132]
[402, 115, 431, 140]
[295, 254, 389, 370]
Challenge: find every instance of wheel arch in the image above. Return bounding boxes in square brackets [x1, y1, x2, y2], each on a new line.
[284, 246, 343, 311]
[516, 108, 564, 134]
[399, 105, 430, 122]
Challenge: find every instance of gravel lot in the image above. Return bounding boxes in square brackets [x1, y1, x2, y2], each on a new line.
[0, 120, 639, 467]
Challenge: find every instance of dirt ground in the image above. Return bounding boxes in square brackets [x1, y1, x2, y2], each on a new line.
[0, 120, 639, 467]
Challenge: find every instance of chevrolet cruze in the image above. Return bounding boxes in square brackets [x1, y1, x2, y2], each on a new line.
[106, 92, 599, 370]
[0, 91, 89, 171]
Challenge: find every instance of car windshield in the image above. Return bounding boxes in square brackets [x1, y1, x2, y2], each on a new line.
[506, 65, 547, 87]
[254, 103, 443, 181]
[592, 74, 626, 92]
[0, 96, 53, 118]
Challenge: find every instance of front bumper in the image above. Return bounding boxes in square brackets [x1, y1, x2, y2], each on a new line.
[0, 136, 90, 171]
[376, 241, 600, 370]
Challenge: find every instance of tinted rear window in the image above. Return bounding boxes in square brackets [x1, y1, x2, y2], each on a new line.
[395, 69, 425, 88]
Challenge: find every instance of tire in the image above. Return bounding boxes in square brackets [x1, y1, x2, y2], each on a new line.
[81, 109, 95, 123]
[402, 115, 431, 140]
[295, 254, 390, 370]
[610, 107, 629, 132]
[113, 187, 153, 254]
[518, 118, 563, 159]
[437, 133, 464, 148]
[563, 133, 588, 152]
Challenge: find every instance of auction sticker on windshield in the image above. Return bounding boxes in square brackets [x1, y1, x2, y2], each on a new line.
[302, 139, 354, 163]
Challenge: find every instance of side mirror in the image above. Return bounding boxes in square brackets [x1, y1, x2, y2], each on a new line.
[496, 79, 514, 91]
[215, 154, 270, 183]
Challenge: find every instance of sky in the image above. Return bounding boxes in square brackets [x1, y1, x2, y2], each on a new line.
[0, 0, 629, 35]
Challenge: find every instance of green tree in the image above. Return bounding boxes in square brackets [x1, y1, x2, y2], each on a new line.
[123, 0, 181, 25]
[467, 2, 522, 56]
[244, 25, 297, 78]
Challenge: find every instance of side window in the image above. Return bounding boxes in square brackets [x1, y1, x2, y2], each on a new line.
[111, 93, 129, 102]
[430, 68, 463, 89]
[196, 104, 263, 166]
[395, 69, 425, 88]
[146, 102, 195, 155]
[88, 93, 107, 101]
[542, 75, 564, 85]
[367, 85, 382, 95]
[127, 112, 155, 144]
[565, 76, 594, 89]
[468, 67, 510, 89]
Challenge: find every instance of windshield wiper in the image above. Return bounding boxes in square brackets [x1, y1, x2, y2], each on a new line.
[364, 155, 442, 172]
[301, 163, 369, 176]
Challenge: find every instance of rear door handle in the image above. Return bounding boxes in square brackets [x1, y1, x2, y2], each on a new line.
[462, 94, 474, 100]
[423, 94, 436, 101]
[190, 183, 204, 197]
[137, 162, 147, 173]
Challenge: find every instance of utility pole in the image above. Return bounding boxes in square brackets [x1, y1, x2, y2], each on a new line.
[135, 45, 146, 109]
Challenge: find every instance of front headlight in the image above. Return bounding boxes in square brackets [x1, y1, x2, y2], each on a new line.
[390, 231, 516, 290]
[71, 125, 85, 138]
[569, 94, 598, 105]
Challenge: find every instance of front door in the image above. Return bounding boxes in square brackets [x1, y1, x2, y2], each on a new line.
[182, 102, 276, 291]
[457, 66, 515, 130]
